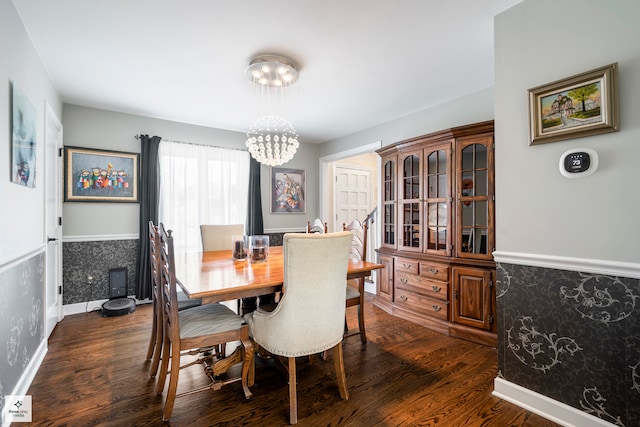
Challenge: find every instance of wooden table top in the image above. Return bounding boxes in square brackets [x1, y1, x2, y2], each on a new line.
[174, 246, 383, 304]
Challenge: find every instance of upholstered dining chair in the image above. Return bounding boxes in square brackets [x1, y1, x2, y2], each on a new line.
[306, 218, 327, 233]
[343, 219, 368, 344]
[244, 231, 352, 424]
[156, 223, 254, 421]
[200, 224, 245, 251]
[146, 221, 202, 378]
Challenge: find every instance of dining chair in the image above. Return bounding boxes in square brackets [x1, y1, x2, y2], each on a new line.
[156, 223, 254, 421]
[306, 218, 327, 233]
[244, 231, 352, 424]
[146, 221, 202, 378]
[343, 219, 368, 344]
[200, 224, 245, 251]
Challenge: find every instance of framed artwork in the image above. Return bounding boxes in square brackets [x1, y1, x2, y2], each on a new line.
[271, 167, 305, 213]
[64, 146, 139, 202]
[528, 63, 619, 145]
[11, 82, 37, 188]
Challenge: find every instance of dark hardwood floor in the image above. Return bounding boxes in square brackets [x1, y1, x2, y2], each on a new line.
[25, 294, 559, 426]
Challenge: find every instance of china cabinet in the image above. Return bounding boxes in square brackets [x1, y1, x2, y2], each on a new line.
[375, 121, 496, 346]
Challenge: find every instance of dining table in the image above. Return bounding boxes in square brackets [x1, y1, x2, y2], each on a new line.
[174, 245, 384, 309]
[173, 245, 384, 377]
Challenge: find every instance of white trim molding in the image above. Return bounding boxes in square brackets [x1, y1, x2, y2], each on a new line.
[493, 378, 617, 427]
[63, 297, 150, 316]
[63, 234, 139, 243]
[493, 251, 640, 279]
[263, 227, 306, 233]
[9, 339, 47, 400]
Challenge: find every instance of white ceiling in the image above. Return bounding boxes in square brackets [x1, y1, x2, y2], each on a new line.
[13, 0, 522, 144]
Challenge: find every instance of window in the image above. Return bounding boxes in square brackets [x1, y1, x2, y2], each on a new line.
[159, 140, 249, 252]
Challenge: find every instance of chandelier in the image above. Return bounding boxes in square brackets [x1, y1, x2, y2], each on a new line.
[246, 54, 300, 166]
[246, 115, 299, 166]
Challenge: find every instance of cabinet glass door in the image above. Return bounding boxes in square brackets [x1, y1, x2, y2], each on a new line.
[457, 137, 494, 259]
[424, 142, 451, 256]
[399, 152, 421, 251]
[382, 157, 396, 247]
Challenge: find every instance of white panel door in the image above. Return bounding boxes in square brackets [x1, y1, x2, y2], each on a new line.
[45, 104, 63, 338]
[334, 166, 371, 231]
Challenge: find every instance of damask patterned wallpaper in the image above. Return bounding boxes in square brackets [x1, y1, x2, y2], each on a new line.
[62, 236, 286, 305]
[497, 263, 640, 427]
[0, 253, 44, 413]
[62, 240, 138, 304]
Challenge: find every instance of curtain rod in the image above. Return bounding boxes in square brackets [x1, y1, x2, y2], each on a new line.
[135, 134, 247, 152]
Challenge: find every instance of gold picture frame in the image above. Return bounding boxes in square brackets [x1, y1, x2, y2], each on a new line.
[64, 146, 139, 202]
[528, 63, 619, 145]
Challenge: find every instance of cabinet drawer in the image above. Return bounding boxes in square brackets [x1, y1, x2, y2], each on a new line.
[419, 262, 449, 281]
[395, 257, 419, 275]
[395, 288, 448, 321]
[395, 272, 448, 301]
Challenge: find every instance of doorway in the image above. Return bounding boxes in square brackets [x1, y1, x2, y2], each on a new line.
[319, 141, 381, 293]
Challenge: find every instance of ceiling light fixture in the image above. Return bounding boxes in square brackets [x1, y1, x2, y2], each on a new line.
[246, 54, 300, 166]
[246, 55, 299, 88]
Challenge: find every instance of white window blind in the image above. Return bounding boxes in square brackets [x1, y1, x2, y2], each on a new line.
[158, 140, 249, 252]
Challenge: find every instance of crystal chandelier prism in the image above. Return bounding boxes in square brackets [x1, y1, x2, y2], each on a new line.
[245, 115, 299, 166]
[246, 54, 300, 166]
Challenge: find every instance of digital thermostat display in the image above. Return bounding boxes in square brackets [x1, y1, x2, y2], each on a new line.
[559, 148, 598, 178]
[564, 152, 591, 173]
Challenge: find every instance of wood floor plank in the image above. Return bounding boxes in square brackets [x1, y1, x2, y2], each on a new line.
[24, 295, 561, 426]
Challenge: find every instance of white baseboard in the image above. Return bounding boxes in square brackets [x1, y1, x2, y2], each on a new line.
[2, 339, 48, 425]
[364, 279, 375, 294]
[63, 297, 150, 316]
[63, 299, 110, 315]
[493, 377, 616, 427]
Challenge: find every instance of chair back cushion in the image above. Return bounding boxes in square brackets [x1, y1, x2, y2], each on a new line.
[200, 224, 245, 251]
[245, 231, 352, 356]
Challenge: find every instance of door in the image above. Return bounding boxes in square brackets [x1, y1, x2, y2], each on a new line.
[334, 165, 372, 230]
[45, 103, 63, 338]
[451, 266, 494, 330]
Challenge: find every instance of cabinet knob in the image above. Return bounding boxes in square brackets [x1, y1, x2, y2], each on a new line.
[400, 278, 408, 284]
[431, 305, 441, 312]
[429, 267, 438, 274]
[402, 263, 412, 269]
[399, 295, 407, 301]
[432, 285, 441, 292]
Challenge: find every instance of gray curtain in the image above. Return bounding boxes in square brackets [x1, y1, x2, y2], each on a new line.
[246, 157, 264, 235]
[136, 135, 162, 300]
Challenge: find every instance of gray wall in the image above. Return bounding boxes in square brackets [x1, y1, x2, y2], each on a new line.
[493, 1, 640, 425]
[62, 104, 319, 238]
[0, 0, 62, 416]
[0, 0, 62, 263]
[320, 86, 494, 156]
[494, 0, 640, 263]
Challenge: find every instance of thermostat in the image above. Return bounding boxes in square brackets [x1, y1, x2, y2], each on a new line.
[559, 148, 598, 178]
